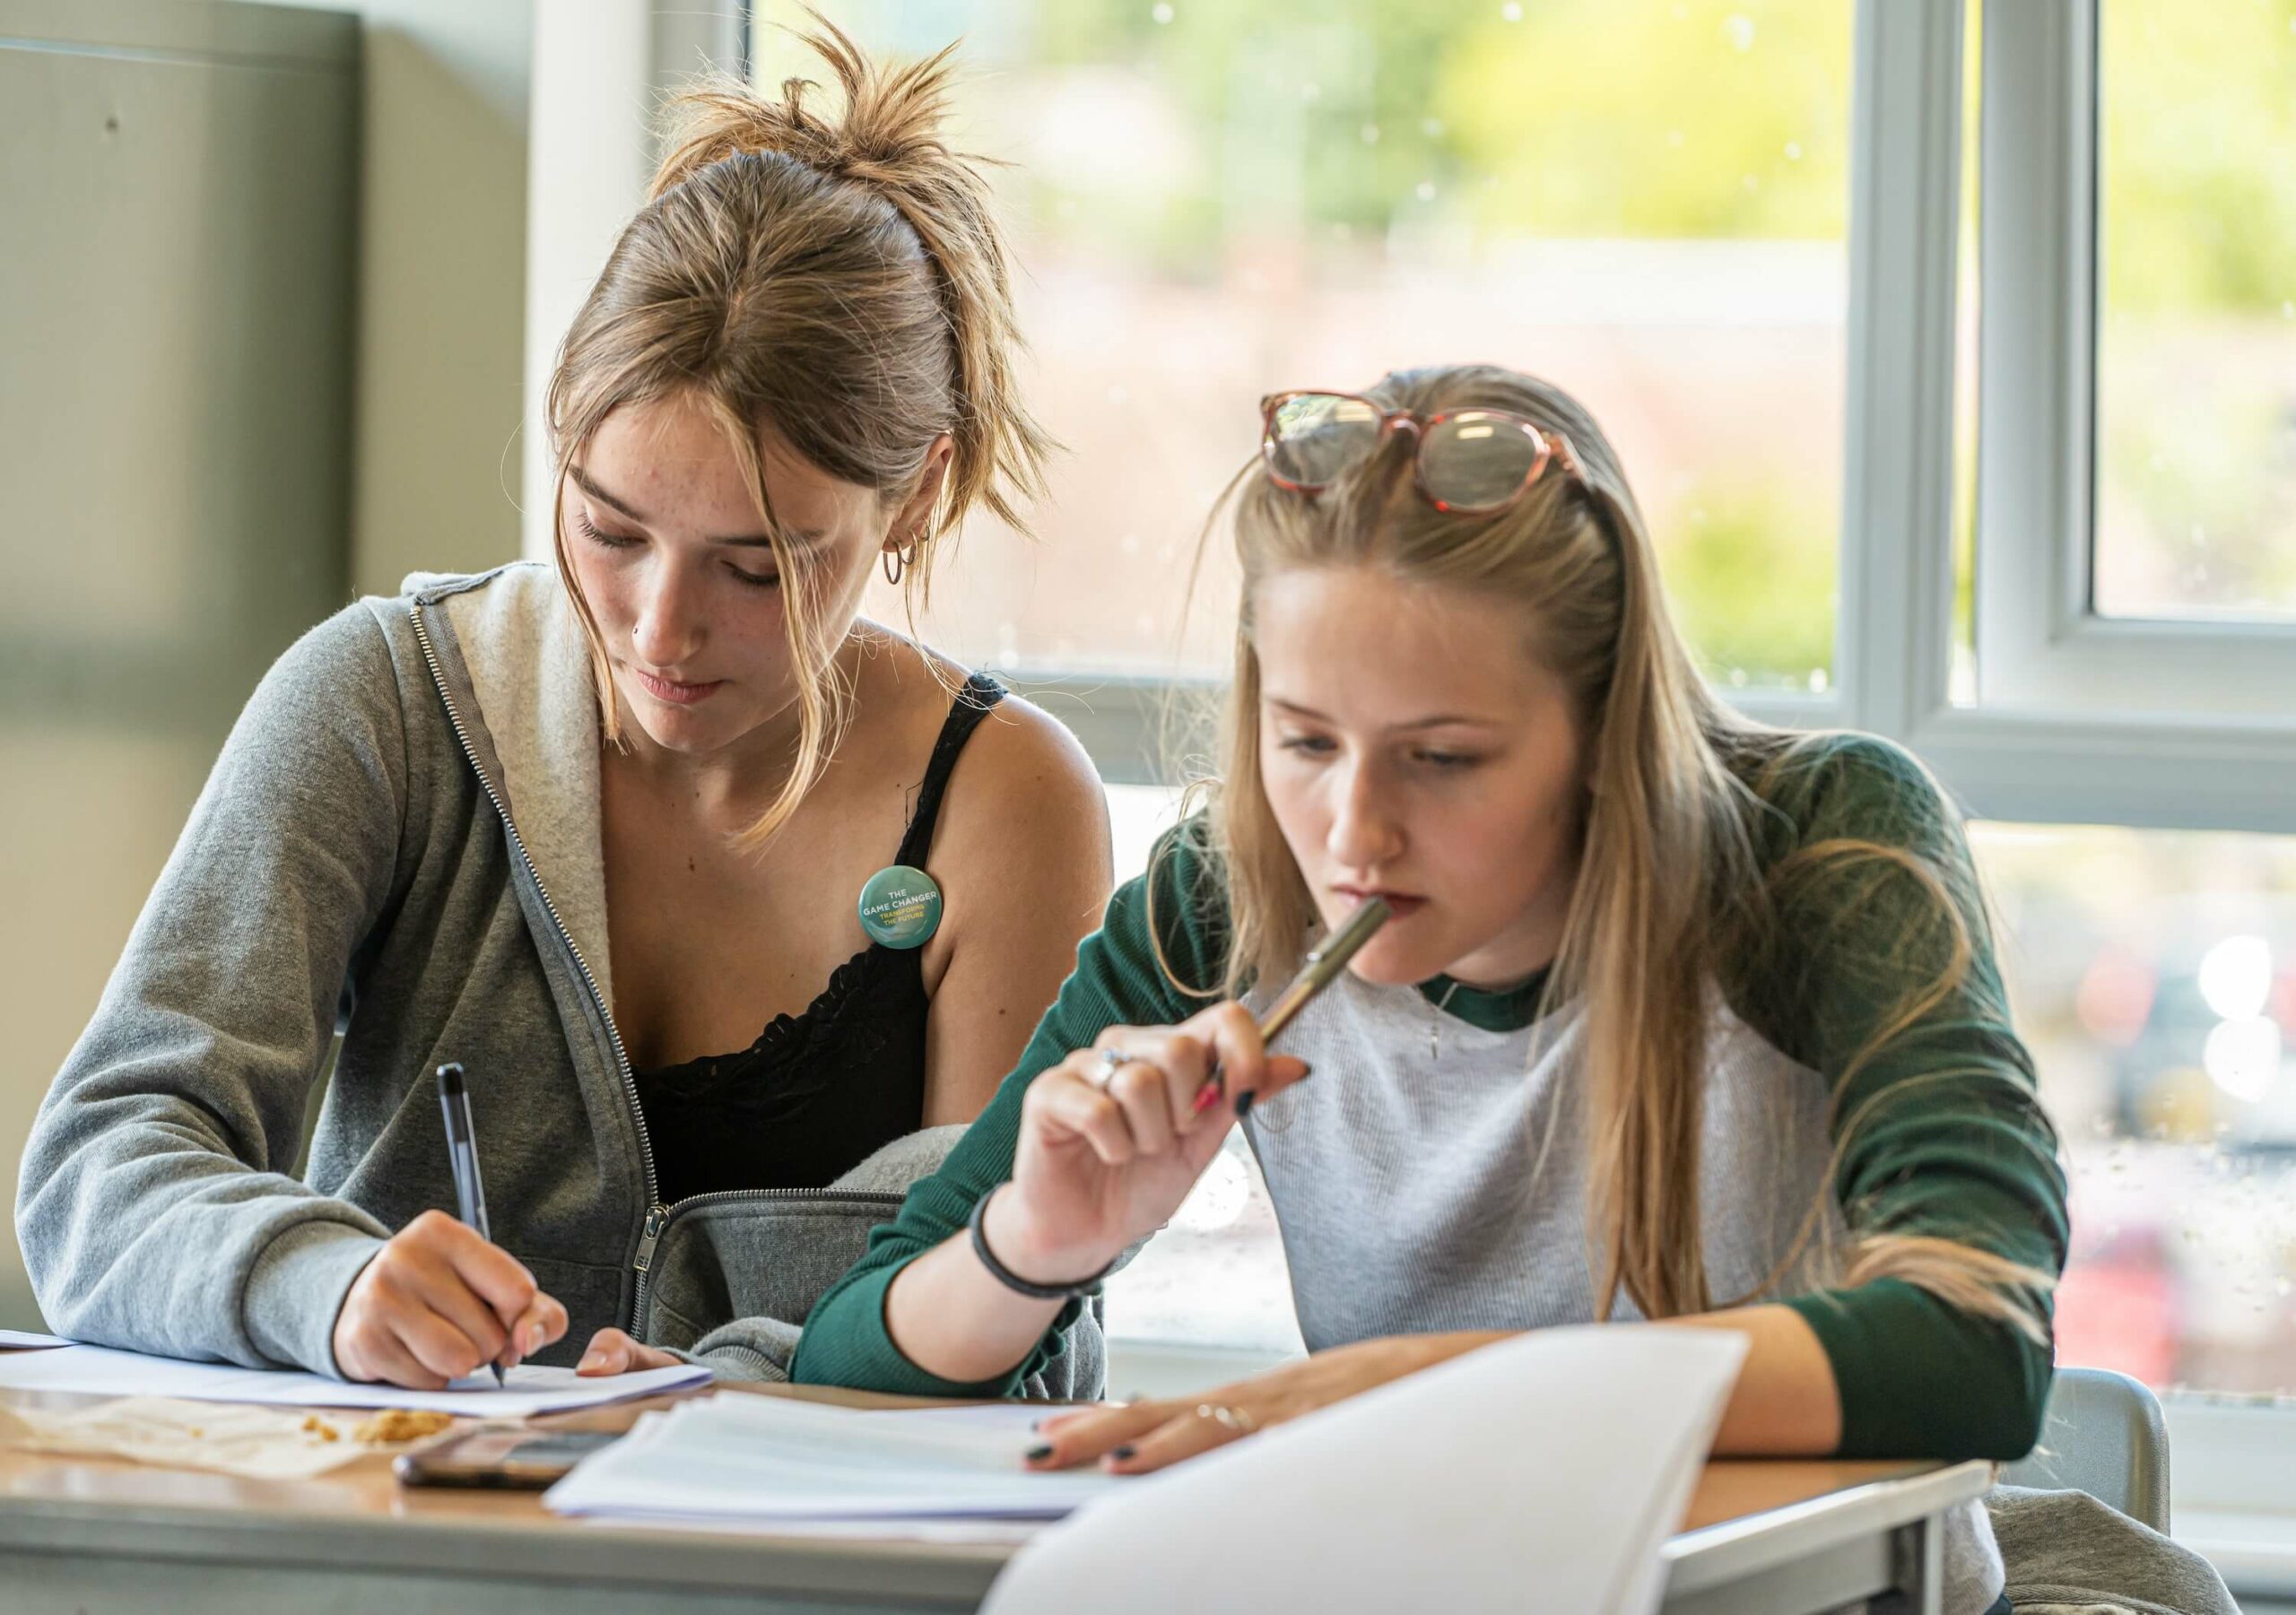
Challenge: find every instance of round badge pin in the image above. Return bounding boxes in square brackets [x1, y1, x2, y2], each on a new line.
[857, 864, 943, 950]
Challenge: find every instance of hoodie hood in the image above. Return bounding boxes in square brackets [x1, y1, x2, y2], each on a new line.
[405, 562, 616, 1009]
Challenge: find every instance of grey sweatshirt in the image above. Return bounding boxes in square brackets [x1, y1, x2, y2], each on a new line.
[1233, 971, 2002, 1615]
[13, 562, 1099, 1392]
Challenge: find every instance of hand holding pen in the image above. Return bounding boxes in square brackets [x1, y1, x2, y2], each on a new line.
[973, 901, 1389, 1301]
[327, 1065, 570, 1390]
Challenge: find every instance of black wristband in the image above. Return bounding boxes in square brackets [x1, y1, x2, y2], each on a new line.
[967, 1187, 1114, 1302]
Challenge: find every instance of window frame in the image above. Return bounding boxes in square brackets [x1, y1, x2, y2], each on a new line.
[1929, 2, 2296, 833]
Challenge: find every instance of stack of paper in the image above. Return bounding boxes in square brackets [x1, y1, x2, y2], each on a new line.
[545, 1395, 1120, 1525]
[0, 1342, 709, 1415]
[0, 1330, 67, 1350]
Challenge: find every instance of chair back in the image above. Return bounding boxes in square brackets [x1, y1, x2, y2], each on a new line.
[2000, 1366, 2171, 1532]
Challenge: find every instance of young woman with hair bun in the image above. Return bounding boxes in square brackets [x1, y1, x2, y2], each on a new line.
[17, 22, 1112, 1394]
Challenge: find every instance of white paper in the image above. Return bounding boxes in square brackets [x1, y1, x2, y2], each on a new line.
[0, 1395, 369, 1479]
[544, 1393, 1123, 1523]
[0, 1342, 709, 1415]
[981, 1326, 1748, 1615]
[0, 1330, 67, 1350]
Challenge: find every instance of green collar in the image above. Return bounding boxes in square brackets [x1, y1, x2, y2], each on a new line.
[1415, 968, 1552, 1033]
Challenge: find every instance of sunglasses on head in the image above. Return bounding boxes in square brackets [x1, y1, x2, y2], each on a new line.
[1259, 389, 1591, 517]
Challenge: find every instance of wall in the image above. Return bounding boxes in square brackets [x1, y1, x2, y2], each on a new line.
[276, 0, 534, 593]
[349, 0, 533, 594]
[123, 0, 530, 592]
[0, 0, 532, 1333]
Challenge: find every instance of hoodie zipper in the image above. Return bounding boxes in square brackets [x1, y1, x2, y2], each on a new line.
[407, 598, 662, 1323]
[410, 596, 909, 1342]
[629, 1186, 906, 1339]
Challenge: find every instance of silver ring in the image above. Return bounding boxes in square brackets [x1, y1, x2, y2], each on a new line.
[1091, 1046, 1127, 1092]
[1195, 1402, 1256, 1435]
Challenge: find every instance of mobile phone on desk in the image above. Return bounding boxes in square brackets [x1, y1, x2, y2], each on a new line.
[392, 1424, 621, 1489]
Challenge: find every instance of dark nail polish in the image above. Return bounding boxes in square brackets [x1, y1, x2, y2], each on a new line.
[1298, 1061, 1314, 1080]
[1233, 1090, 1256, 1119]
[1025, 1444, 1053, 1462]
[1109, 1445, 1136, 1462]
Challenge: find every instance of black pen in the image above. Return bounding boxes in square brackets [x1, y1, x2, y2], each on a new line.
[435, 1062, 507, 1387]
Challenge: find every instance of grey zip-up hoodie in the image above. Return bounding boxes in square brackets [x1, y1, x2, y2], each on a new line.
[13, 561, 1100, 1393]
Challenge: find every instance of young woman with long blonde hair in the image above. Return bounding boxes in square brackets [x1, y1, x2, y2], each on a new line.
[19, 23, 1110, 1392]
[776, 364, 2066, 1613]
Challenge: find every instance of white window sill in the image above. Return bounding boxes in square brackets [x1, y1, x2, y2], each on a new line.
[2176, 1508, 2296, 1600]
[1103, 1336, 1297, 1403]
[2167, 1394, 2296, 1600]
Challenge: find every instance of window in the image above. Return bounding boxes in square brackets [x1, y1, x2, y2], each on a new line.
[1099, 783, 1303, 1358]
[2092, 2, 2296, 624]
[1959, 0, 2296, 733]
[753, 0, 1856, 699]
[1978, 823, 2296, 1395]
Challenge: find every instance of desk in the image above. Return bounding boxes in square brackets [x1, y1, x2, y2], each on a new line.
[0, 1382, 1989, 1614]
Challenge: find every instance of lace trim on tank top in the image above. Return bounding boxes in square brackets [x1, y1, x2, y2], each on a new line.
[631, 672, 1005, 1104]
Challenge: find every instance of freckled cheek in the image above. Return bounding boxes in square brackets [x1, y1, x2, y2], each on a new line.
[564, 551, 638, 642]
[734, 624, 796, 684]
[698, 590, 802, 686]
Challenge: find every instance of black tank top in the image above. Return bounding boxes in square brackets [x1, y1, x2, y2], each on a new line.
[630, 673, 1005, 1203]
